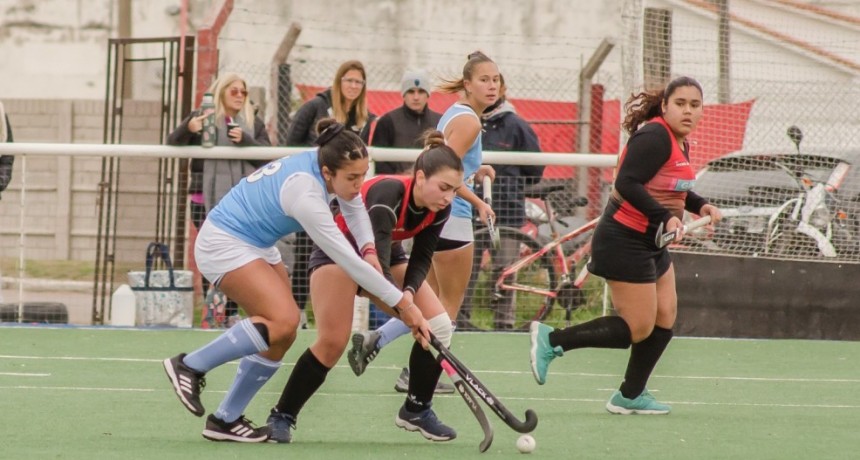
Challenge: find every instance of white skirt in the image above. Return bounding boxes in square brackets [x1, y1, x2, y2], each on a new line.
[439, 215, 474, 243]
[195, 220, 283, 285]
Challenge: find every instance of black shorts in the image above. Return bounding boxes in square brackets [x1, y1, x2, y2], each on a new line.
[435, 237, 471, 252]
[586, 209, 671, 284]
[308, 241, 410, 276]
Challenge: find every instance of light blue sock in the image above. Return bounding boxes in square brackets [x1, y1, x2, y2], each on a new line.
[376, 318, 412, 349]
[214, 354, 281, 423]
[183, 318, 269, 373]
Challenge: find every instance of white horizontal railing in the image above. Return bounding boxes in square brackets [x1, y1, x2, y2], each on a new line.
[0, 142, 619, 167]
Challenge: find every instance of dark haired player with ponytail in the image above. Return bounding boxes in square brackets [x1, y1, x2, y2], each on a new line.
[266, 131, 465, 443]
[162, 118, 429, 442]
[530, 77, 722, 414]
[348, 52, 501, 392]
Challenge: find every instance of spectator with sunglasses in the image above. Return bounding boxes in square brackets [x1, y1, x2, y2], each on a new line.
[168, 73, 271, 327]
[168, 72, 271, 217]
[285, 60, 377, 326]
[162, 118, 430, 443]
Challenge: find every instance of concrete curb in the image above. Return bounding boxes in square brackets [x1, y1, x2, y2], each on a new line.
[0, 277, 93, 293]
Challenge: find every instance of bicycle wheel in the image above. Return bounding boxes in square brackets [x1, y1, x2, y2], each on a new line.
[462, 226, 557, 331]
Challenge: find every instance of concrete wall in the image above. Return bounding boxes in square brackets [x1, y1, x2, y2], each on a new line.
[0, 0, 211, 101]
[0, 99, 165, 262]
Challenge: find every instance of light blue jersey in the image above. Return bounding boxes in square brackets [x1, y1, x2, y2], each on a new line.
[437, 103, 482, 219]
[207, 150, 325, 248]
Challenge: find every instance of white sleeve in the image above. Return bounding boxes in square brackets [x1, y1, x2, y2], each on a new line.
[280, 175, 404, 307]
[337, 194, 375, 249]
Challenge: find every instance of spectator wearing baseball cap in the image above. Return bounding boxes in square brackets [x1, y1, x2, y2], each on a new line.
[372, 69, 442, 175]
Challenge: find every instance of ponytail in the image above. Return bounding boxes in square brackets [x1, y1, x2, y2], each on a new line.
[438, 51, 495, 94]
[413, 130, 463, 178]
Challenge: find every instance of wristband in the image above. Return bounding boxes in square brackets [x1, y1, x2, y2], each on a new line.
[361, 246, 377, 257]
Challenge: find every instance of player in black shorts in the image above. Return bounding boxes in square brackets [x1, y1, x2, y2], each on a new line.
[529, 76, 722, 414]
[266, 131, 465, 443]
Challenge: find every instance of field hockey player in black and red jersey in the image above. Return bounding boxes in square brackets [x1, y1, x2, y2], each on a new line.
[348, 52, 500, 392]
[530, 76, 722, 415]
[266, 130, 464, 443]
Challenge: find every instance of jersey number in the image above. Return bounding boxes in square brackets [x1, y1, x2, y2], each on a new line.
[246, 161, 283, 183]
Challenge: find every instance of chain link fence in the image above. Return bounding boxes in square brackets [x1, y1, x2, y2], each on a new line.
[6, 1, 860, 329]
[207, 0, 860, 330]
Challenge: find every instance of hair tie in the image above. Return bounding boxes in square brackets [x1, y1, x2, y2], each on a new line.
[314, 122, 345, 147]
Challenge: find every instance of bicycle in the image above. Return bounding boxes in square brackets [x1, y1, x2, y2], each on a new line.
[462, 182, 597, 331]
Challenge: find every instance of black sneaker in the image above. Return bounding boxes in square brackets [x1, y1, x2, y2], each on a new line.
[162, 353, 206, 417]
[266, 409, 297, 443]
[395, 404, 457, 441]
[393, 367, 456, 394]
[201, 414, 269, 443]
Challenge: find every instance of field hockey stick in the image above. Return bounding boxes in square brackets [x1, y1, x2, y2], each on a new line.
[439, 358, 493, 453]
[655, 215, 712, 248]
[482, 176, 501, 250]
[429, 334, 538, 434]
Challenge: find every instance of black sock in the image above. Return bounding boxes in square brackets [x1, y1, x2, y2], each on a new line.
[619, 326, 673, 399]
[274, 348, 330, 418]
[548, 315, 632, 352]
[404, 341, 442, 413]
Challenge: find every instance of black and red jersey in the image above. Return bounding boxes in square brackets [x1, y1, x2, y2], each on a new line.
[335, 175, 450, 293]
[612, 117, 708, 233]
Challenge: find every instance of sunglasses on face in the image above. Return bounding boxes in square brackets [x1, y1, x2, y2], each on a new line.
[228, 87, 248, 97]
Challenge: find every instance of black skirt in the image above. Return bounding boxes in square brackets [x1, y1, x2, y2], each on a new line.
[587, 203, 671, 283]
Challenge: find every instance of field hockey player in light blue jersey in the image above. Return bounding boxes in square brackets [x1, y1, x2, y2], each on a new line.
[162, 118, 430, 443]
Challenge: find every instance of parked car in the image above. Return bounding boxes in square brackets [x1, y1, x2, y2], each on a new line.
[694, 145, 860, 259]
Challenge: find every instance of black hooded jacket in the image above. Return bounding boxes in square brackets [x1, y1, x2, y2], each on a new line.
[479, 100, 543, 227]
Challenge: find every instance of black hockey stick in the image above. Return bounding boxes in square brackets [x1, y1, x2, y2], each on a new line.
[430, 335, 538, 433]
[439, 358, 493, 452]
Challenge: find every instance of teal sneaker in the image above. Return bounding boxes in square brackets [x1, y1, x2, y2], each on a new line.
[606, 389, 671, 415]
[529, 322, 563, 385]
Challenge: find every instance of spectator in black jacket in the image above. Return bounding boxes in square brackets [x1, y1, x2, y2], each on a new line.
[372, 69, 442, 174]
[468, 78, 544, 329]
[0, 102, 8, 304]
[286, 60, 375, 146]
[481, 94, 543, 228]
[0, 101, 14, 200]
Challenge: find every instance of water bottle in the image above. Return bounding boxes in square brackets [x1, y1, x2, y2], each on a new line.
[200, 92, 216, 148]
[111, 284, 137, 327]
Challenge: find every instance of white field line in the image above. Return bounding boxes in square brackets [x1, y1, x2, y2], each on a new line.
[0, 385, 858, 410]
[1, 354, 858, 384]
[0, 372, 50, 377]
